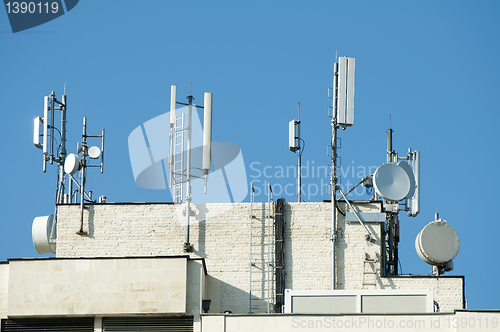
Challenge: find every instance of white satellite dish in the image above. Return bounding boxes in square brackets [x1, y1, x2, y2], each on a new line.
[76, 142, 82, 154]
[373, 163, 411, 201]
[88, 146, 101, 159]
[397, 160, 416, 199]
[64, 153, 80, 175]
[415, 220, 459, 266]
[32, 215, 56, 254]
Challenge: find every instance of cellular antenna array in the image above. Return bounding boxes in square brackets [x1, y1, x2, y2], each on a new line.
[169, 83, 213, 252]
[32, 89, 106, 254]
[289, 103, 303, 202]
[328, 56, 356, 289]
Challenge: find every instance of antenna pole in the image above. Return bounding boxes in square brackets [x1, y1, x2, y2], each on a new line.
[297, 103, 302, 202]
[184, 91, 194, 252]
[330, 62, 339, 290]
[49, 91, 55, 164]
[78, 117, 88, 235]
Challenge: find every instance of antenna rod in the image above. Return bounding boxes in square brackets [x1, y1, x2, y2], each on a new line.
[297, 103, 301, 202]
[387, 114, 393, 163]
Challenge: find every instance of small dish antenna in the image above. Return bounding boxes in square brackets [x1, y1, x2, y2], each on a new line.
[64, 153, 80, 175]
[76, 142, 83, 154]
[415, 214, 459, 275]
[32, 215, 56, 254]
[373, 163, 412, 201]
[88, 146, 101, 159]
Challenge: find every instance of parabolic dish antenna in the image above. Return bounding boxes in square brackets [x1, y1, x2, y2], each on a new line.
[88, 146, 101, 159]
[373, 163, 411, 201]
[64, 153, 80, 175]
[32, 215, 56, 254]
[397, 160, 416, 199]
[415, 220, 459, 266]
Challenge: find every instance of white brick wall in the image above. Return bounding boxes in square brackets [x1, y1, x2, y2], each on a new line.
[55, 201, 463, 313]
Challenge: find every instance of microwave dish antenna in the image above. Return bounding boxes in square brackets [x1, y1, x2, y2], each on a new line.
[64, 153, 80, 175]
[373, 163, 412, 202]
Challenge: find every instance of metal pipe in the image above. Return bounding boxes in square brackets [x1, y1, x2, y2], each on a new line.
[184, 96, 193, 252]
[338, 187, 374, 241]
[78, 117, 87, 235]
[249, 183, 254, 313]
[387, 128, 393, 163]
[297, 103, 301, 202]
[330, 62, 338, 290]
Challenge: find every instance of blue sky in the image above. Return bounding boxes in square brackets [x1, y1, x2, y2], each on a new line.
[1, 1, 499, 309]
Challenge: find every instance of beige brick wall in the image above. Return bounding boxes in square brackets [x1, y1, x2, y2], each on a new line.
[7, 257, 189, 317]
[0, 263, 8, 319]
[55, 202, 463, 313]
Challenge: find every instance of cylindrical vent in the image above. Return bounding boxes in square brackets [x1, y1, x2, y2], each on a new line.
[415, 220, 459, 266]
[170, 85, 177, 127]
[202, 92, 213, 171]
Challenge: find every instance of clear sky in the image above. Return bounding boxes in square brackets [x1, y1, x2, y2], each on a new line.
[1, 1, 499, 309]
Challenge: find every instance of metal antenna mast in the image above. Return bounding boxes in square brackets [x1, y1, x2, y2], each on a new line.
[297, 103, 302, 202]
[288, 103, 303, 202]
[169, 83, 213, 253]
[329, 56, 355, 289]
[330, 62, 339, 290]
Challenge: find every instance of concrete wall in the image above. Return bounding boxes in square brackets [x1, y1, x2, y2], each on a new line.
[54, 202, 463, 314]
[7, 257, 190, 317]
[0, 263, 8, 319]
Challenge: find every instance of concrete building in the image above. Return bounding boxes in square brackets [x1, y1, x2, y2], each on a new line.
[1, 200, 497, 331]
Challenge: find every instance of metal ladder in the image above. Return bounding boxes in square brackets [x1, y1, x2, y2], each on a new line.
[362, 253, 377, 288]
[249, 183, 275, 313]
[172, 113, 185, 203]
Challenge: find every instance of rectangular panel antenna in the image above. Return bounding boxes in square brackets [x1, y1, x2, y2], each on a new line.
[33, 116, 43, 149]
[289, 120, 296, 151]
[42, 96, 49, 172]
[337, 57, 355, 127]
[202, 92, 213, 171]
[411, 150, 420, 217]
[170, 85, 176, 127]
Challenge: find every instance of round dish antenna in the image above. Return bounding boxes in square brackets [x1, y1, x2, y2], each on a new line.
[88, 146, 101, 159]
[64, 153, 80, 175]
[32, 215, 56, 254]
[373, 163, 411, 201]
[397, 160, 416, 199]
[415, 219, 459, 266]
[76, 142, 82, 154]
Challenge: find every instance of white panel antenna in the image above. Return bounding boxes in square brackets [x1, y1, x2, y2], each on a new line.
[170, 85, 177, 127]
[202, 92, 213, 171]
[410, 150, 420, 217]
[336, 57, 355, 128]
[33, 116, 43, 149]
[289, 119, 296, 151]
[42, 95, 49, 172]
